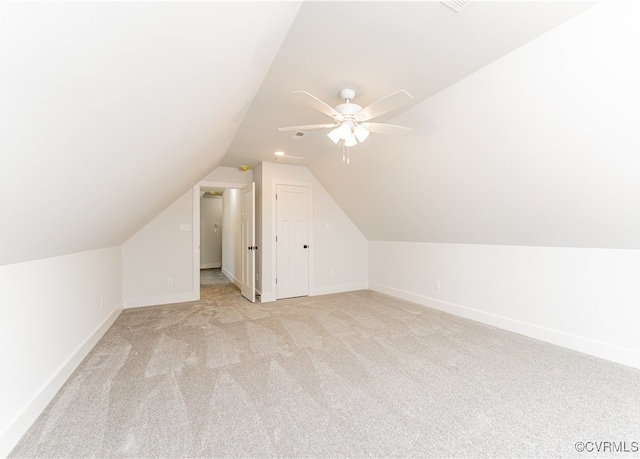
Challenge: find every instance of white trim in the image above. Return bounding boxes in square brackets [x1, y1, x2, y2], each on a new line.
[0, 305, 122, 458]
[199, 180, 249, 189]
[310, 282, 369, 296]
[200, 262, 222, 269]
[369, 282, 640, 370]
[222, 267, 241, 289]
[192, 185, 200, 301]
[123, 293, 198, 309]
[270, 179, 313, 300]
[260, 292, 276, 303]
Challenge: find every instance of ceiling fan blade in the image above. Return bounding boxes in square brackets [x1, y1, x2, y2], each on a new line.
[293, 91, 342, 119]
[278, 123, 338, 132]
[362, 122, 413, 135]
[356, 90, 414, 121]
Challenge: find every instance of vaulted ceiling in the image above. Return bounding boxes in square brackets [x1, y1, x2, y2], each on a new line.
[305, 0, 640, 249]
[222, 0, 640, 250]
[222, 1, 595, 168]
[4, 0, 639, 267]
[0, 1, 300, 265]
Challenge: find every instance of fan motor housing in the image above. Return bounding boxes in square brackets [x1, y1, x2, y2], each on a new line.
[335, 102, 362, 116]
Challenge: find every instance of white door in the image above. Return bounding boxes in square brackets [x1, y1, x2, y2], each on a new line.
[240, 182, 255, 302]
[276, 184, 309, 299]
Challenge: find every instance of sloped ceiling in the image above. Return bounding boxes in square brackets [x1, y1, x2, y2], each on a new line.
[0, 1, 300, 266]
[217, 0, 640, 250]
[222, 1, 595, 168]
[308, 1, 640, 249]
[6, 1, 637, 266]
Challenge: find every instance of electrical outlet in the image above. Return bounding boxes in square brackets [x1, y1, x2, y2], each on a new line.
[256, 273, 259, 281]
[100, 297, 104, 309]
[168, 277, 173, 286]
[329, 270, 335, 278]
[435, 280, 441, 290]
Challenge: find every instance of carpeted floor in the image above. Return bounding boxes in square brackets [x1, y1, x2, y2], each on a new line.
[10, 269, 640, 458]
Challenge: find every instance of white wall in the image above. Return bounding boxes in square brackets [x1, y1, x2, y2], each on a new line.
[222, 188, 242, 287]
[369, 242, 640, 369]
[200, 196, 222, 268]
[122, 188, 197, 308]
[259, 161, 368, 302]
[0, 247, 122, 457]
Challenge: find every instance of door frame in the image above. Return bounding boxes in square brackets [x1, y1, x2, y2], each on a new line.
[194, 180, 250, 299]
[270, 179, 313, 300]
[240, 182, 256, 302]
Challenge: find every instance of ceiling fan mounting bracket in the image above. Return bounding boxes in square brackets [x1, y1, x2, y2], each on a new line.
[339, 88, 356, 102]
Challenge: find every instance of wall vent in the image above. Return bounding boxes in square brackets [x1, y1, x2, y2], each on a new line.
[290, 131, 307, 140]
[441, 0, 470, 13]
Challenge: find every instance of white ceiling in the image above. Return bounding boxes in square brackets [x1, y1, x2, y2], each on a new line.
[222, 1, 596, 169]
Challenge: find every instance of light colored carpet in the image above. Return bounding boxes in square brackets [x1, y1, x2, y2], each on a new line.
[10, 269, 640, 458]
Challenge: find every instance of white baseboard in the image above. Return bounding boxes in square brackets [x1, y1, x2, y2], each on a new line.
[0, 305, 122, 458]
[123, 292, 198, 309]
[221, 268, 241, 289]
[369, 282, 640, 370]
[311, 281, 369, 297]
[259, 282, 369, 303]
[200, 262, 221, 269]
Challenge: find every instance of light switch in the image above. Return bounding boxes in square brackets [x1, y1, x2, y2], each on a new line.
[180, 224, 191, 231]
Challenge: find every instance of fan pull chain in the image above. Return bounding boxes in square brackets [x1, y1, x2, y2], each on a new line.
[341, 144, 350, 164]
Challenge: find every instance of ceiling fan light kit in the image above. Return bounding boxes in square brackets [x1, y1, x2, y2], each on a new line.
[279, 87, 414, 164]
[354, 125, 369, 143]
[326, 127, 342, 144]
[329, 120, 359, 147]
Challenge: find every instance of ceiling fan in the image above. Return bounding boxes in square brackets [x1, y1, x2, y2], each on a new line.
[278, 88, 413, 163]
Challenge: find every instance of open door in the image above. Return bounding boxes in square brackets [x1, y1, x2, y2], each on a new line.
[240, 182, 256, 302]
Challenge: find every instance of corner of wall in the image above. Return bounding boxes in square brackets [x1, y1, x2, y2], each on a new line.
[121, 188, 197, 308]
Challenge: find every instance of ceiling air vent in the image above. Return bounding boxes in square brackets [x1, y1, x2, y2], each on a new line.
[441, 0, 470, 13]
[290, 131, 307, 140]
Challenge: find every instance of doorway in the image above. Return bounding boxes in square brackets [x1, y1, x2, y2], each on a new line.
[200, 192, 222, 269]
[196, 180, 255, 302]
